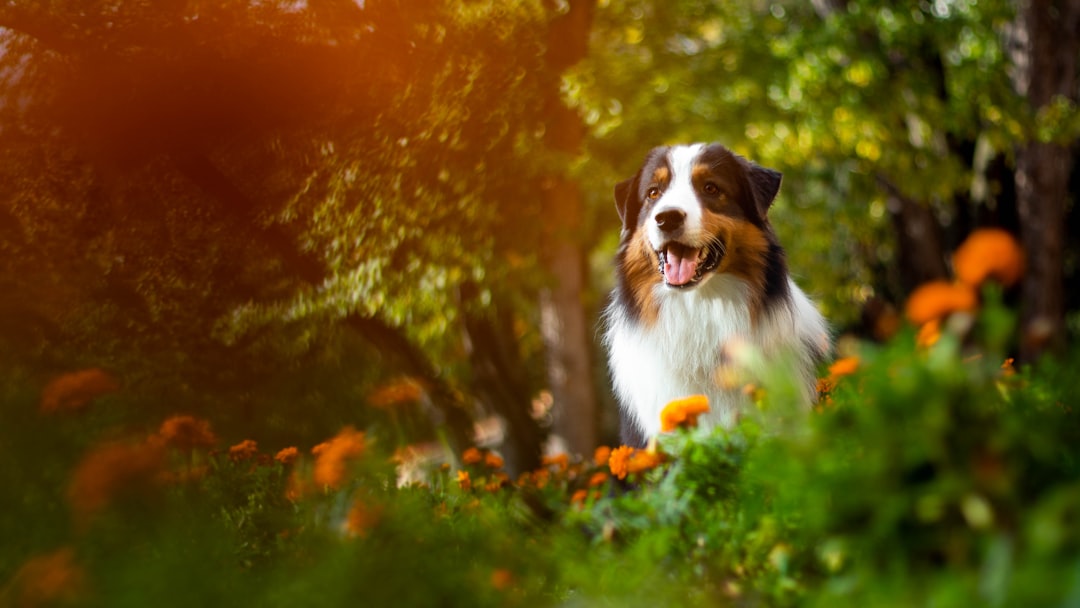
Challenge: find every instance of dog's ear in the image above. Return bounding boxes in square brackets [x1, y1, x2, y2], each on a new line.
[746, 162, 782, 218]
[614, 174, 641, 233]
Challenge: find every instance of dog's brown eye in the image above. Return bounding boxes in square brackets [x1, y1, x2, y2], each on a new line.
[703, 182, 720, 196]
[646, 187, 662, 200]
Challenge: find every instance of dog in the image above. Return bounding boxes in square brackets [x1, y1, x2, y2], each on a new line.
[603, 143, 830, 447]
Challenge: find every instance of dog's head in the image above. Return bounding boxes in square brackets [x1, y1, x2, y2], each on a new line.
[614, 143, 782, 290]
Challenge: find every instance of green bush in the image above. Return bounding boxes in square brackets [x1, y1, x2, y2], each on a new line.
[4, 292, 1080, 607]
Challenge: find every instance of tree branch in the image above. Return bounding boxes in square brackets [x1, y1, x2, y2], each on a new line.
[345, 314, 476, 454]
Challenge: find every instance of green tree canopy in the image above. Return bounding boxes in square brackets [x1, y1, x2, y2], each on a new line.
[572, 0, 1077, 337]
[0, 0, 570, 451]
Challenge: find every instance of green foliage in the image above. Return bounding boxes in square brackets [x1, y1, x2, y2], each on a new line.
[3, 2, 1080, 604]
[6, 294, 1080, 606]
[572, 0, 1060, 326]
[0, 0, 561, 432]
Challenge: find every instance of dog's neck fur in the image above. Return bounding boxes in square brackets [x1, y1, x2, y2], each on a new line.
[605, 273, 826, 445]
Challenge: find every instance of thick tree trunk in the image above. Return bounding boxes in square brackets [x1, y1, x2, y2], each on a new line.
[539, 0, 598, 457]
[539, 227, 596, 457]
[1008, 0, 1080, 359]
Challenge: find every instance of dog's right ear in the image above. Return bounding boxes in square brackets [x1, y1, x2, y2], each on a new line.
[614, 174, 641, 233]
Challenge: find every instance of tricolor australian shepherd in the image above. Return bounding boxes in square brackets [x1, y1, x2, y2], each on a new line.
[604, 143, 830, 447]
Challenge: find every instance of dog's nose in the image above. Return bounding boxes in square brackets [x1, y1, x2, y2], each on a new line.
[654, 209, 686, 232]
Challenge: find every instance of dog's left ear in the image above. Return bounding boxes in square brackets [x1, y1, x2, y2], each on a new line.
[746, 163, 782, 218]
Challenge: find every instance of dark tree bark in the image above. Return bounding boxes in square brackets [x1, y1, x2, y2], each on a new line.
[459, 285, 545, 473]
[1008, 0, 1080, 359]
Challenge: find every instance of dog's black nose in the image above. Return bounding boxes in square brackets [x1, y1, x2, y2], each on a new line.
[654, 209, 686, 232]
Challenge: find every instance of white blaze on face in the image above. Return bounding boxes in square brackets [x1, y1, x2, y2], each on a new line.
[648, 143, 707, 286]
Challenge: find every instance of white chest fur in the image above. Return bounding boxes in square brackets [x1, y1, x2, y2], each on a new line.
[605, 275, 827, 440]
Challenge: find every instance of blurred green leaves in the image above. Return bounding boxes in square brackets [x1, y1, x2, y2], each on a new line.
[572, 0, 1040, 326]
[6, 271, 1080, 606]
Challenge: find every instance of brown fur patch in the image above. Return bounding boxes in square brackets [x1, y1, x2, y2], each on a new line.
[650, 166, 670, 185]
[623, 229, 662, 326]
[702, 211, 772, 320]
[691, 164, 711, 182]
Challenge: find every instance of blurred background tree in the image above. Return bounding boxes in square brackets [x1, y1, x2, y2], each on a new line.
[0, 0, 579, 469]
[572, 0, 1079, 353]
[1, 0, 1078, 467]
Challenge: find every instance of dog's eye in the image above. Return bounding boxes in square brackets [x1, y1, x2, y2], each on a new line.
[702, 182, 720, 196]
[646, 187, 662, 200]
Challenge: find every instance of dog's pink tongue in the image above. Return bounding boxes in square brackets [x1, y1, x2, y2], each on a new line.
[664, 243, 699, 286]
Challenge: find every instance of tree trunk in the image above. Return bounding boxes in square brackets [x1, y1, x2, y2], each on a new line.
[539, 0, 598, 457]
[459, 285, 545, 474]
[539, 235, 596, 457]
[1008, 0, 1080, 359]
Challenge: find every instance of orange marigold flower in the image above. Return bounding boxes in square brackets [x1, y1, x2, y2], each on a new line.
[6, 547, 86, 606]
[828, 357, 860, 379]
[275, 446, 299, 465]
[457, 470, 472, 491]
[491, 568, 514, 591]
[953, 228, 1024, 288]
[367, 376, 425, 409]
[1001, 358, 1017, 378]
[916, 319, 943, 348]
[608, 446, 634, 480]
[588, 471, 609, 487]
[40, 368, 119, 413]
[514, 468, 552, 489]
[660, 395, 711, 433]
[312, 427, 366, 489]
[627, 449, 663, 474]
[344, 499, 383, 538]
[157, 415, 217, 451]
[483, 451, 504, 469]
[593, 446, 611, 466]
[284, 471, 305, 502]
[816, 377, 834, 395]
[571, 489, 588, 505]
[462, 447, 483, 465]
[905, 280, 978, 326]
[229, 439, 259, 461]
[68, 439, 165, 522]
[542, 453, 569, 471]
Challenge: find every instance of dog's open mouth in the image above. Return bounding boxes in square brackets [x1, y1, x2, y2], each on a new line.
[657, 240, 725, 288]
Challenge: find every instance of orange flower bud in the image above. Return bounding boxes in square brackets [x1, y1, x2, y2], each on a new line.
[312, 427, 366, 489]
[905, 281, 978, 326]
[953, 228, 1024, 288]
[660, 395, 711, 432]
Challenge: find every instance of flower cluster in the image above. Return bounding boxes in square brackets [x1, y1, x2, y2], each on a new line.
[158, 415, 218, 452]
[229, 439, 260, 461]
[67, 438, 166, 523]
[4, 547, 86, 607]
[367, 376, 426, 409]
[607, 445, 664, 480]
[447, 397, 712, 509]
[816, 356, 861, 404]
[905, 228, 1023, 347]
[40, 368, 119, 413]
[312, 427, 367, 489]
[660, 395, 711, 432]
